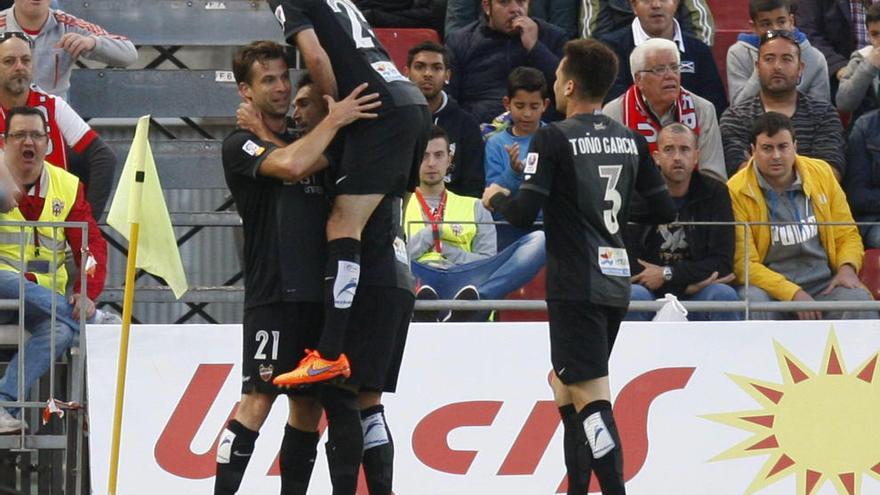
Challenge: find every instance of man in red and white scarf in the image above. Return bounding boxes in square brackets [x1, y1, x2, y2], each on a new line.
[604, 38, 728, 183]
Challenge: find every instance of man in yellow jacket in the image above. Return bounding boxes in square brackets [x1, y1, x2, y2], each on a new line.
[728, 112, 876, 320]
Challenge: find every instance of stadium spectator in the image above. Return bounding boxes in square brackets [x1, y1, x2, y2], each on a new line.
[405, 125, 545, 322]
[484, 67, 548, 248]
[726, 0, 830, 105]
[598, 0, 727, 116]
[843, 109, 880, 249]
[0, 33, 116, 217]
[835, 3, 880, 113]
[798, 0, 869, 93]
[720, 31, 846, 179]
[0, 106, 108, 434]
[354, 0, 446, 36]
[406, 41, 485, 198]
[445, 0, 580, 40]
[625, 123, 740, 321]
[446, 0, 567, 125]
[729, 112, 877, 320]
[0, 0, 137, 99]
[603, 38, 726, 183]
[578, 0, 716, 44]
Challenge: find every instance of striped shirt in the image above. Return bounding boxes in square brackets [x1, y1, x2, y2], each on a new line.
[719, 92, 846, 177]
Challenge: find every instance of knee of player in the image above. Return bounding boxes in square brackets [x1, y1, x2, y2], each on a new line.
[357, 389, 382, 410]
[289, 395, 324, 429]
[235, 392, 276, 429]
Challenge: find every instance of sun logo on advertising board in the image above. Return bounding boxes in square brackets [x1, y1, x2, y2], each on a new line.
[703, 331, 879, 494]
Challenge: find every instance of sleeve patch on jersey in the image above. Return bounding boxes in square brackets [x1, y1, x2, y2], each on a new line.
[524, 152, 539, 174]
[370, 61, 408, 83]
[274, 4, 286, 24]
[597, 246, 630, 277]
[242, 140, 265, 157]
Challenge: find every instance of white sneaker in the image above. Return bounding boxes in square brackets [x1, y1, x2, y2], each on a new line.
[0, 407, 25, 434]
[94, 309, 123, 324]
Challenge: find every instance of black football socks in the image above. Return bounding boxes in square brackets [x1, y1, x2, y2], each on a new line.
[319, 387, 364, 495]
[214, 419, 258, 495]
[319, 238, 361, 360]
[361, 404, 394, 495]
[578, 400, 625, 495]
[560, 404, 591, 494]
[279, 424, 319, 495]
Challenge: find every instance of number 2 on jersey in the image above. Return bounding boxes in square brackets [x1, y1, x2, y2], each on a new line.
[325, 0, 375, 49]
[598, 165, 622, 234]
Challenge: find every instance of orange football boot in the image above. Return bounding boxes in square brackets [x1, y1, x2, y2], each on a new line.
[273, 349, 351, 387]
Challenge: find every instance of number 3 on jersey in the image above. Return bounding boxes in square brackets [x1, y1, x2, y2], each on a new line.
[326, 0, 376, 49]
[598, 165, 622, 234]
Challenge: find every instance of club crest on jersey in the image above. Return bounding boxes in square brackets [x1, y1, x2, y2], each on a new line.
[52, 198, 64, 217]
[524, 152, 539, 174]
[259, 364, 274, 382]
[274, 4, 286, 24]
[242, 140, 265, 157]
[594, 122, 606, 131]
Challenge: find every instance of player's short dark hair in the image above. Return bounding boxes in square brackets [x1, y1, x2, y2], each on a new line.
[296, 72, 313, 90]
[867, 3, 880, 24]
[748, 0, 792, 20]
[407, 41, 448, 69]
[507, 66, 548, 98]
[561, 39, 618, 101]
[5, 106, 48, 133]
[232, 40, 287, 85]
[429, 124, 450, 148]
[750, 111, 796, 145]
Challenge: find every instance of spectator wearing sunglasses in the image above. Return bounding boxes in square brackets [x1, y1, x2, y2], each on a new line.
[604, 38, 727, 183]
[0, 0, 136, 99]
[720, 30, 845, 179]
[0, 32, 116, 218]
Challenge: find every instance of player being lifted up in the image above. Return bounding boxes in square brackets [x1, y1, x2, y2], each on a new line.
[483, 39, 674, 494]
[268, 0, 430, 386]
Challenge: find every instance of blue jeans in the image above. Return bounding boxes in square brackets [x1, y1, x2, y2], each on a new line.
[412, 230, 546, 300]
[627, 283, 743, 321]
[0, 271, 84, 414]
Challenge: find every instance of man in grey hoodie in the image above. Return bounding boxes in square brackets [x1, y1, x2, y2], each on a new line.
[726, 0, 829, 105]
[835, 3, 880, 114]
[0, 0, 137, 99]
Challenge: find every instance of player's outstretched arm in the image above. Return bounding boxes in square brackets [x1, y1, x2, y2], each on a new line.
[482, 183, 545, 229]
[259, 83, 380, 182]
[295, 29, 339, 100]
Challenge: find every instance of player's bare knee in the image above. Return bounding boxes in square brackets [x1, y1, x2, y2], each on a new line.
[235, 392, 275, 430]
[358, 390, 382, 409]
[289, 395, 323, 431]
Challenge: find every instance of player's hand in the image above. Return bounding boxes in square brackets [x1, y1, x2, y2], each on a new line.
[482, 183, 510, 211]
[792, 289, 822, 320]
[325, 82, 381, 128]
[236, 101, 270, 137]
[821, 264, 862, 295]
[504, 143, 525, 173]
[630, 259, 665, 291]
[69, 293, 96, 321]
[512, 15, 538, 51]
[836, 66, 848, 81]
[683, 271, 735, 295]
[868, 47, 880, 70]
[55, 33, 97, 60]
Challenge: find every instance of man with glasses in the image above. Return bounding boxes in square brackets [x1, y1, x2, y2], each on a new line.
[720, 29, 846, 179]
[0, 0, 137, 99]
[603, 38, 727, 183]
[0, 105, 107, 433]
[598, 0, 727, 116]
[0, 31, 116, 218]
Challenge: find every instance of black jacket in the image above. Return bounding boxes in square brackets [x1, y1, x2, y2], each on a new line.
[434, 93, 485, 198]
[626, 172, 734, 296]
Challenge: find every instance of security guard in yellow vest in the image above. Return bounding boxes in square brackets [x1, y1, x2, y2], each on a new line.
[404, 125, 546, 322]
[0, 106, 107, 433]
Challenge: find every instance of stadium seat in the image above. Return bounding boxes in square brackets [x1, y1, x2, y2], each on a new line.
[497, 267, 548, 322]
[374, 28, 440, 70]
[859, 249, 880, 300]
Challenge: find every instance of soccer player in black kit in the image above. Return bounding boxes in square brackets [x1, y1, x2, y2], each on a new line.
[267, 0, 430, 387]
[215, 41, 382, 495]
[483, 39, 674, 494]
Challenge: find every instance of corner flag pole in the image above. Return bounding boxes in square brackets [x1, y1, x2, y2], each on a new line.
[107, 153, 146, 495]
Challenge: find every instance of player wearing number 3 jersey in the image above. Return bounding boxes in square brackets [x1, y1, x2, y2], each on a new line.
[484, 39, 674, 494]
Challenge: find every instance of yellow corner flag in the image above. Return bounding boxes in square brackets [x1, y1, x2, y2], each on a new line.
[107, 115, 187, 298]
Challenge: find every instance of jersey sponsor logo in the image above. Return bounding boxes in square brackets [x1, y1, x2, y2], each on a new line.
[273, 4, 286, 25]
[524, 152, 539, 174]
[258, 363, 274, 382]
[370, 61, 409, 83]
[242, 139, 265, 157]
[597, 246, 630, 276]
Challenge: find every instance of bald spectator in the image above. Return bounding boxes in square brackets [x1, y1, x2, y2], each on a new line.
[598, 0, 727, 116]
[720, 30, 845, 179]
[0, 0, 137, 99]
[604, 38, 727, 183]
[446, 0, 568, 124]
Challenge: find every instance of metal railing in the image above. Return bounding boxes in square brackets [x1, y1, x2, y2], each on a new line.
[0, 220, 89, 494]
